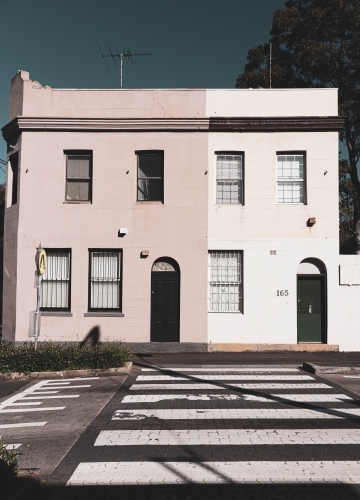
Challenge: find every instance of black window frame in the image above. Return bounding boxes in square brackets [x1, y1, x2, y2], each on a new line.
[276, 151, 307, 205]
[88, 248, 123, 312]
[40, 248, 72, 312]
[215, 151, 245, 205]
[65, 150, 93, 203]
[9, 153, 19, 206]
[135, 150, 164, 203]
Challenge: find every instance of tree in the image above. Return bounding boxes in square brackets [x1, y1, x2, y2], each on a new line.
[235, 0, 360, 253]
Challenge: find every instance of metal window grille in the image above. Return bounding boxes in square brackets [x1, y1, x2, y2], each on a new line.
[40, 251, 70, 310]
[66, 154, 92, 201]
[137, 153, 163, 201]
[277, 155, 305, 204]
[216, 155, 243, 204]
[209, 251, 243, 312]
[90, 251, 121, 310]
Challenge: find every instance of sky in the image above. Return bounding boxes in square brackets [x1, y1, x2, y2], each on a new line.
[0, 0, 286, 183]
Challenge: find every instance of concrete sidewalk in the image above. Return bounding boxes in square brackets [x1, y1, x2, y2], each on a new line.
[131, 351, 360, 373]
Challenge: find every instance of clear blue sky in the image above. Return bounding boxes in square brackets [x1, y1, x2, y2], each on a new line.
[0, 0, 286, 183]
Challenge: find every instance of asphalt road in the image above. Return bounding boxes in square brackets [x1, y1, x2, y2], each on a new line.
[3, 364, 360, 500]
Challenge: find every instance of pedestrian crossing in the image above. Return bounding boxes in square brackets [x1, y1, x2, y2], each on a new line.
[67, 365, 360, 493]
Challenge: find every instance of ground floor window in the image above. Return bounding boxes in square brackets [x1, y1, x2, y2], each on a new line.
[208, 251, 243, 313]
[40, 249, 71, 311]
[89, 249, 122, 311]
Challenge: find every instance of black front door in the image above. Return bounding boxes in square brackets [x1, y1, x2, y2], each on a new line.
[151, 272, 180, 342]
[297, 275, 326, 343]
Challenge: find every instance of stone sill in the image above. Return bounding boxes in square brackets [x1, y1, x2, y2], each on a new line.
[41, 312, 73, 317]
[84, 312, 124, 317]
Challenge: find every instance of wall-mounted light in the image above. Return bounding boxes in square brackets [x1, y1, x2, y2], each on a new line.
[307, 217, 316, 227]
[141, 249, 149, 258]
[118, 228, 127, 237]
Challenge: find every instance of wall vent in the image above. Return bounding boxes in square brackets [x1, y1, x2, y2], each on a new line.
[270, 250, 276, 255]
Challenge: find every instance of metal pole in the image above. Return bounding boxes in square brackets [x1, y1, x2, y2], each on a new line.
[270, 43, 272, 89]
[34, 275, 41, 350]
[121, 54, 123, 89]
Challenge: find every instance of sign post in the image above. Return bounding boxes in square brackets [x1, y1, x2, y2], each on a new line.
[34, 246, 46, 349]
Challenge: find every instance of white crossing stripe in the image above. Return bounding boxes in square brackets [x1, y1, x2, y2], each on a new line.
[95, 428, 360, 446]
[0, 406, 65, 413]
[5, 444, 22, 450]
[22, 395, 80, 399]
[140, 367, 299, 372]
[0, 422, 47, 429]
[10, 402, 41, 406]
[137, 375, 313, 381]
[112, 407, 360, 420]
[67, 461, 360, 485]
[130, 383, 330, 390]
[122, 393, 352, 403]
[36, 385, 91, 389]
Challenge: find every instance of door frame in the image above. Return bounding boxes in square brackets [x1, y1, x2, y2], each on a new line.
[150, 257, 180, 343]
[296, 273, 327, 344]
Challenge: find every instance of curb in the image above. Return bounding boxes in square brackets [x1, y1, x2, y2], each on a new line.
[303, 362, 360, 374]
[6, 468, 42, 500]
[0, 362, 132, 380]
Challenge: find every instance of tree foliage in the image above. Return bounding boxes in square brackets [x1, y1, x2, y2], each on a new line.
[236, 0, 360, 253]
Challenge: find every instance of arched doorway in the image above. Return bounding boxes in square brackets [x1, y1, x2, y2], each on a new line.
[297, 258, 327, 343]
[150, 257, 180, 342]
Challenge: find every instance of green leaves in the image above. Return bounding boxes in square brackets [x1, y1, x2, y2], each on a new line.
[0, 341, 131, 374]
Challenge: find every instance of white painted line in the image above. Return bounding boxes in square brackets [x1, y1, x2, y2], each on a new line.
[10, 402, 41, 406]
[67, 461, 360, 485]
[42, 377, 99, 382]
[344, 376, 360, 378]
[96, 428, 360, 446]
[0, 406, 65, 413]
[22, 395, 80, 399]
[31, 391, 59, 395]
[137, 375, 313, 381]
[0, 422, 47, 429]
[112, 407, 360, 420]
[122, 393, 352, 403]
[39, 385, 91, 389]
[130, 383, 330, 390]
[140, 367, 300, 372]
[45, 382, 71, 385]
[5, 444, 22, 450]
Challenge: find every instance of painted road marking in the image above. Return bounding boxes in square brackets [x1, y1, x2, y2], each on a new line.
[95, 428, 360, 446]
[130, 383, 331, 390]
[0, 407, 66, 413]
[22, 395, 80, 399]
[112, 407, 360, 420]
[140, 367, 300, 372]
[4, 444, 22, 450]
[0, 422, 47, 429]
[137, 375, 313, 381]
[122, 393, 352, 403]
[67, 461, 360, 485]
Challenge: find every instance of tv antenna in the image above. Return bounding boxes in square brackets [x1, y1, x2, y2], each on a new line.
[95, 39, 152, 89]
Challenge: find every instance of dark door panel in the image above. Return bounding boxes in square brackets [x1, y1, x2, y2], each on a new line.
[297, 275, 326, 343]
[151, 272, 180, 342]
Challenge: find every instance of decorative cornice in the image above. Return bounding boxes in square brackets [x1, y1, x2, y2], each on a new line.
[2, 116, 346, 140]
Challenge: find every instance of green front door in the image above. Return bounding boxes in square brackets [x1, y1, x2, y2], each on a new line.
[297, 276, 325, 343]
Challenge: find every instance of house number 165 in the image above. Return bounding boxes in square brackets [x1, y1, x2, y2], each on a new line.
[277, 290, 289, 296]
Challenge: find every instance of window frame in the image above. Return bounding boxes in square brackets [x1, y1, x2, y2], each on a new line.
[64, 150, 93, 203]
[88, 248, 123, 312]
[9, 153, 19, 206]
[208, 250, 244, 314]
[276, 151, 307, 205]
[215, 151, 245, 205]
[40, 248, 72, 312]
[135, 150, 164, 203]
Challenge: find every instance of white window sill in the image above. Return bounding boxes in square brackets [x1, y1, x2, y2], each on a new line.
[84, 312, 125, 317]
[63, 201, 91, 204]
[41, 312, 73, 317]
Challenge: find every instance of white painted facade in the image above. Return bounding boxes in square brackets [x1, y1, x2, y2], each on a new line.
[2, 70, 359, 351]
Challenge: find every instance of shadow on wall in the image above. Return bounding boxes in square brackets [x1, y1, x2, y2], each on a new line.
[79, 326, 101, 347]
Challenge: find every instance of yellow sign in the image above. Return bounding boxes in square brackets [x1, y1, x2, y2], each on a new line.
[36, 249, 47, 275]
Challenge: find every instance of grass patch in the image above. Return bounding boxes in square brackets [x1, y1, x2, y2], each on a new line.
[0, 341, 131, 374]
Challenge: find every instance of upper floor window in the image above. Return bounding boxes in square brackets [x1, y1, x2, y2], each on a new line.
[65, 151, 92, 202]
[40, 249, 71, 311]
[9, 153, 18, 206]
[276, 153, 306, 204]
[89, 249, 122, 311]
[136, 151, 164, 202]
[216, 153, 244, 204]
